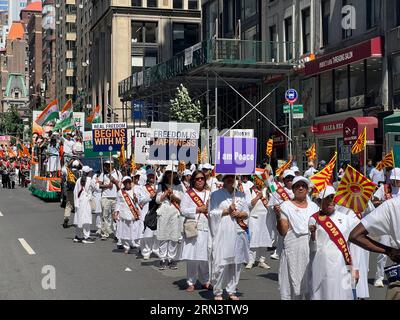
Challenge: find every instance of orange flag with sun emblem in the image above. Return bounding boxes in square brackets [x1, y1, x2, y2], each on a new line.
[266, 139, 273, 157]
[275, 159, 292, 177]
[376, 150, 394, 171]
[351, 127, 367, 155]
[310, 152, 337, 193]
[306, 143, 317, 161]
[334, 165, 377, 215]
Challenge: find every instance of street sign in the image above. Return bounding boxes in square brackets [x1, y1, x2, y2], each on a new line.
[285, 89, 298, 104]
[229, 129, 254, 138]
[283, 104, 303, 115]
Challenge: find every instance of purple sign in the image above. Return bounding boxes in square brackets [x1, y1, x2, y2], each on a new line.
[215, 137, 257, 175]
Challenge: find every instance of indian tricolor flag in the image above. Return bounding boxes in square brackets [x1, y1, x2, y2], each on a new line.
[35, 99, 59, 126]
[87, 104, 101, 124]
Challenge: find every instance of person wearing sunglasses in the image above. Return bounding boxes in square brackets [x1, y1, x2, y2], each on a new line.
[275, 176, 319, 300]
[209, 174, 250, 300]
[180, 170, 212, 293]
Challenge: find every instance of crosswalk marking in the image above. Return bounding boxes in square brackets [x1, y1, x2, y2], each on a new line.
[18, 238, 36, 255]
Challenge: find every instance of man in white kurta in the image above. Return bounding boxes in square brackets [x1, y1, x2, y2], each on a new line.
[209, 175, 250, 300]
[73, 166, 95, 244]
[309, 186, 360, 300]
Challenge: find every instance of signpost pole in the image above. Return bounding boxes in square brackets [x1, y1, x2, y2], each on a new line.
[364, 144, 367, 176]
[288, 102, 293, 158]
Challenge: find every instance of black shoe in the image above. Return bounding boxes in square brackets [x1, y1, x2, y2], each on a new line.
[159, 260, 167, 270]
[63, 219, 69, 229]
[168, 260, 178, 270]
[117, 245, 124, 250]
[82, 238, 95, 244]
[73, 236, 83, 243]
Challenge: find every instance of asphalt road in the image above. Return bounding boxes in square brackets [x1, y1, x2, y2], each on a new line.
[0, 187, 387, 300]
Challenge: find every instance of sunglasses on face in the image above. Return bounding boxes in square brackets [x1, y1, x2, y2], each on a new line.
[195, 177, 205, 181]
[293, 184, 308, 190]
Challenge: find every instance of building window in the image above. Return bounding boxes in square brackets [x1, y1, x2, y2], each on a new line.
[342, 0, 353, 39]
[397, 0, 400, 26]
[204, 0, 218, 40]
[131, 21, 158, 43]
[302, 7, 311, 54]
[349, 61, 365, 109]
[147, 0, 157, 7]
[366, 59, 382, 107]
[321, 0, 330, 47]
[173, 0, 183, 9]
[269, 25, 277, 61]
[392, 54, 400, 107]
[335, 66, 349, 112]
[224, 0, 235, 34]
[284, 17, 293, 61]
[132, 0, 142, 6]
[366, 0, 380, 29]
[241, 0, 257, 20]
[172, 23, 199, 55]
[319, 71, 333, 115]
[188, 0, 198, 10]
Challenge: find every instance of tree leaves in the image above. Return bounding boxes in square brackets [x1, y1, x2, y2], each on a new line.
[0, 106, 24, 138]
[169, 84, 203, 123]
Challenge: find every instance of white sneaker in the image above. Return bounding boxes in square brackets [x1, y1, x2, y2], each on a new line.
[374, 279, 384, 288]
[258, 261, 271, 269]
[245, 262, 254, 269]
[270, 252, 279, 260]
[143, 255, 150, 260]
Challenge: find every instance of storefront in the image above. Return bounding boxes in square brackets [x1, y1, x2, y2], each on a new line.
[383, 112, 400, 166]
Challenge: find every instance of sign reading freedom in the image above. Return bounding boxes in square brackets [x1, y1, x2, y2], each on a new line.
[215, 136, 257, 175]
[149, 122, 200, 164]
[92, 122, 127, 152]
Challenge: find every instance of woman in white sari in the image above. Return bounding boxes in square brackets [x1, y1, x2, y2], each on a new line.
[181, 170, 212, 292]
[276, 176, 319, 300]
[73, 166, 95, 244]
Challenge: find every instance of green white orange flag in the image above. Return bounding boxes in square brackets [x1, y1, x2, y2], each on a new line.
[310, 152, 337, 193]
[87, 104, 101, 124]
[35, 99, 59, 126]
[334, 165, 377, 215]
[54, 100, 74, 131]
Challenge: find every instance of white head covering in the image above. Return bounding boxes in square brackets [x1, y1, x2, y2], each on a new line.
[292, 176, 311, 188]
[390, 168, 400, 181]
[122, 176, 132, 183]
[165, 164, 177, 173]
[82, 166, 92, 173]
[291, 166, 300, 173]
[72, 160, 80, 167]
[183, 169, 192, 176]
[318, 186, 336, 199]
[283, 170, 295, 178]
[202, 163, 213, 170]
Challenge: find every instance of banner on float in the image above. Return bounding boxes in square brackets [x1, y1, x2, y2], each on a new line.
[148, 122, 200, 165]
[215, 136, 257, 175]
[92, 123, 127, 153]
[134, 128, 154, 164]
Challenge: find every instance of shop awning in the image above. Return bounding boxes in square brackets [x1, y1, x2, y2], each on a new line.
[384, 112, 400, 134]
[343, 117, 378, 145]
[305, 37, 383, 76]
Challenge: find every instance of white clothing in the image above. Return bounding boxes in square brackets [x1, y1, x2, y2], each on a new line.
[73, 177, 93, 228]
[373, 184, 400, 201]
[187, 260, 209, 286]
[180, 189, 210, 261]
[309, 211, 359, 300]
[62, 138, 75, 156]
[98, 170, 122, 198]
[47, 155, 60, 172]
[91, 174, 102, 213]
[159, 240, 179, 260]
[206, 177, 219, 192]
[369, 168, 385, 185]
[278, 200, 319, 300]
[304, 167, 317, 179]
[115, 188, 142, 241]
[213, 264, 242, 296]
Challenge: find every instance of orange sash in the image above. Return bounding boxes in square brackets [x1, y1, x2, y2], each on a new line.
[275, 179, 291, 201]
[121, 189, 140, 220]
[187, 188, 208, 219]
[145, 184, 156, 198]
[312, 212, 352, 266]
[251, 186, 269, 209]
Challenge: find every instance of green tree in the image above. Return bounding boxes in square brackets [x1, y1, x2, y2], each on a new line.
[0, 106, 25, 138]
[169, 84, 203, 123]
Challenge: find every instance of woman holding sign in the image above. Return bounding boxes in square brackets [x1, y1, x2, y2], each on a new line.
[156, 166, 184, 270]
[180, 170, 212, 292]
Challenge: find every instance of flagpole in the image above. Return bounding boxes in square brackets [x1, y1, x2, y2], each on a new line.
[364, 144, 367, 177]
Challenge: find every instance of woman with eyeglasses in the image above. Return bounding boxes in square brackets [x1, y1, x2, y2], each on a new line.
[180, 170, 212, 292]
[209, 174, 250, 300]
[275, 176, 319, 300]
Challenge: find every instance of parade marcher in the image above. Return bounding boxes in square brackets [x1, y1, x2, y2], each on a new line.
[304, 162, 317, 180]
[0, 159, 8, 188]
[73, 166, 95, 244]
[91, 171, 103, 236]
[61, 133, 75, 163]
[63, 159, 81, 228]
[114, 176, 141, 254]
[350, 196, 400, 300]
[130, 171, 144, 249]
[202, 163, 218, 192]
[72, 135, 84, 159]
[98, 160, 122, 240]
[181, 169, 192, 192]
[245, 175, 272, 270]
[138, 169, 159, 260]
[180, 170, 212, 292]
[276, 176, 319, 300]
[290, 166, 301, 177]
[47, 138, 60, 177]
[268, 169, 295, 260]
[155, 165, 184, 270]
[369, 164, 385, 186]
[209, 174, 250, 300]
[308, 186, 360, 300]
[371, 167, 400, 288]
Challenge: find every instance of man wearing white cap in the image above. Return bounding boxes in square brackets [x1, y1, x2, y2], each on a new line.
[304, 162, 317, 180]
[114, 176, 142, 254]
[62, 159, 82, 228]
[371, 167, 400, 288]
[202, 163, 218, 192]
[309, 186, 360, 300]
[268, 169, 295, 260]
[290, 166, 301, 177]
[98, 160, 123, 240]
[73, 166, 96, 244]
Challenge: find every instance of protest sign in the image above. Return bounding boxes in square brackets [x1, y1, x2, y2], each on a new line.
[215, 136, 257, 175]
[148, 122, 200, 165]
[92, 123, 127, 152]
[134, 128, 153, 164]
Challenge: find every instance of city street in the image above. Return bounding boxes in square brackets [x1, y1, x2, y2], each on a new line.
[0, 187, 387, 300]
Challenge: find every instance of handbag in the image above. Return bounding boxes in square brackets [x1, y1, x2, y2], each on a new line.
[183, 218, 198, 239]
[89, 197, 97, 212]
